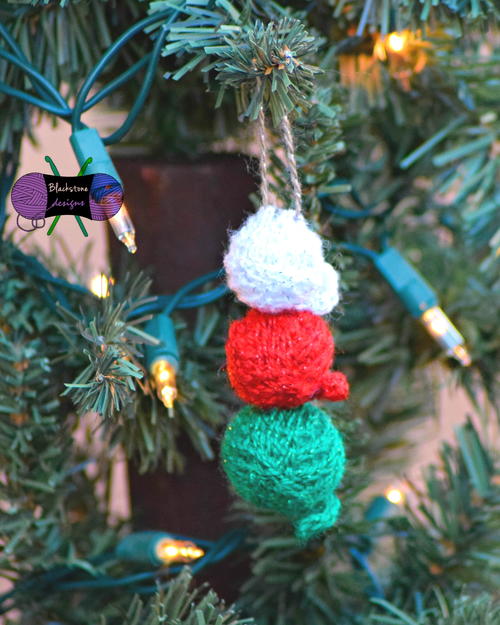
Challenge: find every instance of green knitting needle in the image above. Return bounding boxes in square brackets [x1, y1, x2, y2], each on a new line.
[45, 155, 91, 237]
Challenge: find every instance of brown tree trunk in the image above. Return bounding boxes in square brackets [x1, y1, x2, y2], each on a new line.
[109, 154, 256, 601]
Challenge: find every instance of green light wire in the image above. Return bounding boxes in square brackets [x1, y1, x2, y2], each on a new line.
[0, 81, 69, 116]
[0, 530, 246, 610]
[0, 46, 69, 112]
[83, 53, 152, 112]
[70, 9, 173, 132]
[0, 22, 59, 103]
[162, 270, 225, 316]
[6, 243, 227, 316]
[103, 21, 173, 145]
[339, 242, 379, 261]
[0, 22, 65, 107]
[0, 53, 154, 120]
[0, 10, 177, 138]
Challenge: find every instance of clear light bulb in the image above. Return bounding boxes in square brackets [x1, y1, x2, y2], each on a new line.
[155, 538, 204, 565]
[109, 203, 137, 254]
[420, 307, 472, 366]
[88, 273, 113, 298]
[151, 359, 178, 409]
[386, 32, 406, 53]
[385, 487, 405, 505]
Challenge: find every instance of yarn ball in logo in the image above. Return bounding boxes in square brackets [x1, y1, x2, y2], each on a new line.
[226, 309, 349, 409]
[11, 172, 123, 221]
[10, 173, 48, 223]
[224, 204, 340, 315]
[221, 403, 346, 542]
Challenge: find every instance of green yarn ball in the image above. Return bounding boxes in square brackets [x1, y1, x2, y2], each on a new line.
[221, 403, 345, 542]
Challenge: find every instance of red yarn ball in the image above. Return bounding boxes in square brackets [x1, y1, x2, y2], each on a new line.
[226, 309, 349, 409]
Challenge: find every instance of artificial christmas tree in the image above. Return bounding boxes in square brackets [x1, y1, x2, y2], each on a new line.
[0, 1, 499, 624]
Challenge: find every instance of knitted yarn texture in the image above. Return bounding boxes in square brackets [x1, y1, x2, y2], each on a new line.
[226, 309, 349, 409]
[224, 205, 340, 315]
[221, 403, 346, 542]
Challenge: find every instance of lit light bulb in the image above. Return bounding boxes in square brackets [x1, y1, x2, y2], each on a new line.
[373, 248, 471, 367]
[385, 487, 404, 505]
[88, 273, 113, 298]
[116, 531, 204, 566]
[372, 38, 387, 61]
[109, 203, 137, 254]
[386, 32, 406, 53]
[420, 307, 472, 366]
[155, 538, 204, 565]
[151, 359, 178, 409]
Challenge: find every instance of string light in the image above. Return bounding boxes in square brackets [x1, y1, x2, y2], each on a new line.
[339, 29, 431, 98]
[151, 359, 178, 409]
[421, 307, 471, 366]
[116, 531, 204, 567]
[386, 32, 406, 53]
[144, 313, 180, 410]
[108, 203, 137, 254]
[155, 537, 204, 565]
[70, 127, 137, 254]
[373, 30, 429, 61]
[385, 487, 405, 505]
[88, 273, 113, 298]
[362, 489, 405, 560]
[420, 312, 470, 366]
[373, 247, 471, 366]
[377, 30, 431, 84]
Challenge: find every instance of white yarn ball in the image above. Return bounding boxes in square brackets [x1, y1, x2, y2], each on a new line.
[224, 205, 340, 315]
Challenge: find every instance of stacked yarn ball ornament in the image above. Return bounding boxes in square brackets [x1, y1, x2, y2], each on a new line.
[224, 204, 339, 314]
[221, 205, 349, 542]
[226, 308, 349, 409]
[221, 404, 345, 542]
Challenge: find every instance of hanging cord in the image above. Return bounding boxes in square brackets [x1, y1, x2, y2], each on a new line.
[257, 107, 271, 206]
[280, 114, 303, 215]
